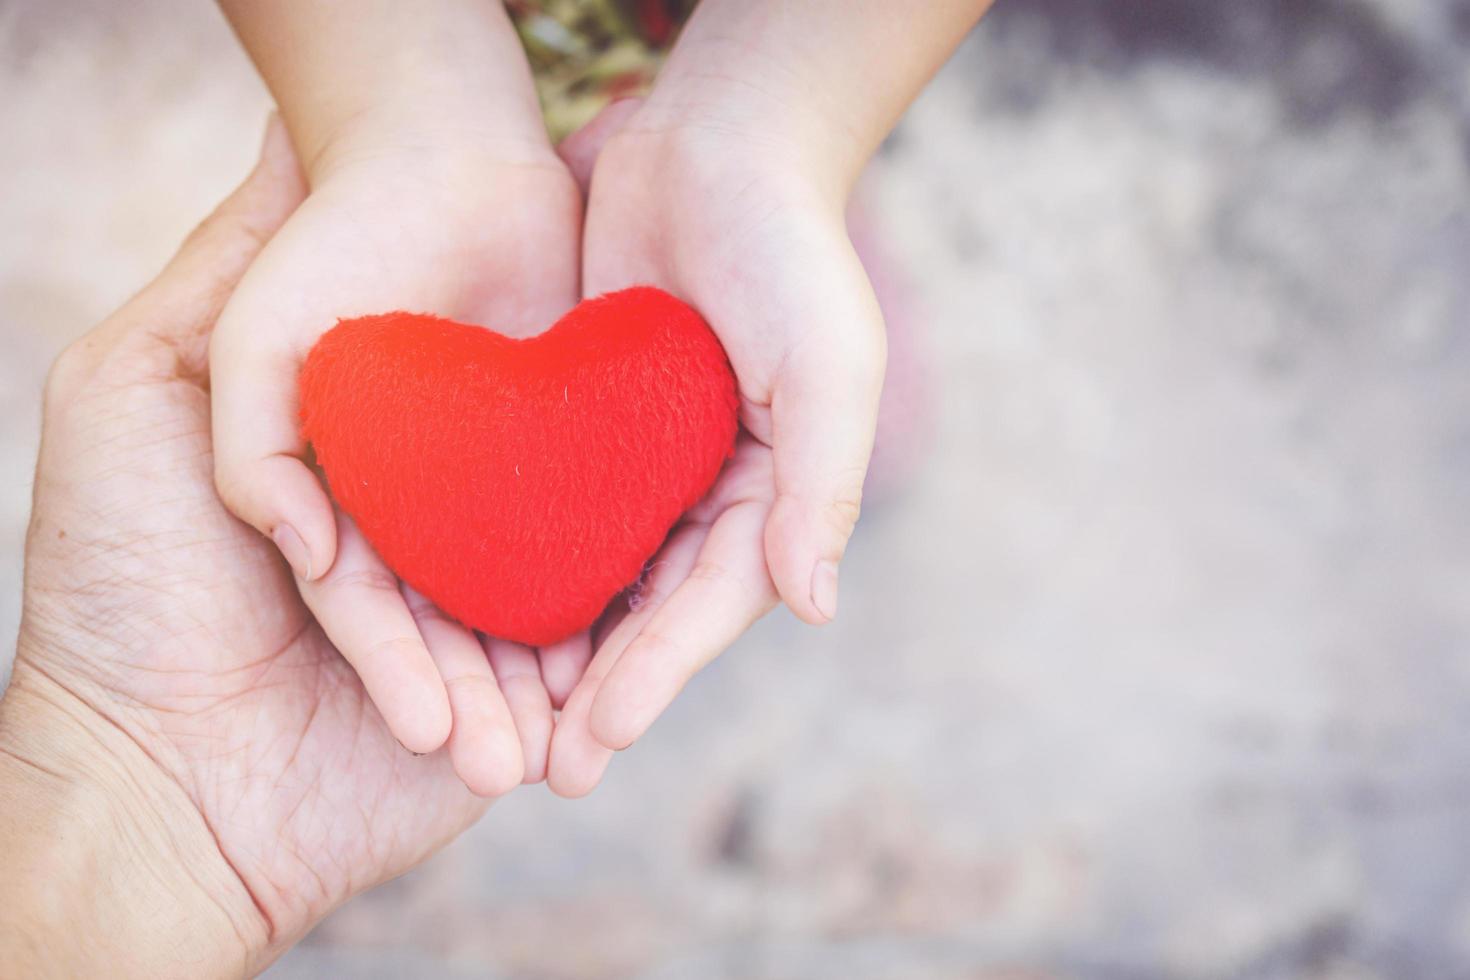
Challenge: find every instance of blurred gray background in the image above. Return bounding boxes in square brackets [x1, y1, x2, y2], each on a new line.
[3, 1, 1470, 977]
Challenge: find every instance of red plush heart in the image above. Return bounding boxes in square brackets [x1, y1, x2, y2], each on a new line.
[299, 287, 739, 645]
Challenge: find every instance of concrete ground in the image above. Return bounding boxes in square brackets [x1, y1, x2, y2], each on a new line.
[3, 2, 1469, 977]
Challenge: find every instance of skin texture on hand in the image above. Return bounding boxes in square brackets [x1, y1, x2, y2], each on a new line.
[211, 0, 591, 783]
[208, 144, 585, 777]
[546, 0, 993, 795]
[548, 104, 881, 797]
[4, 120, 501, 968]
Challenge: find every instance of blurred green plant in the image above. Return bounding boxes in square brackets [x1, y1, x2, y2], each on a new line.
[508, 0, 697, 140]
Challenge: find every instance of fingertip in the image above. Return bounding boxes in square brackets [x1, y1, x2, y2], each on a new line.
[810, 559, 839, 622]
[548, 691, 615, 798]
[215, 451, 338, 580]
[393, 688, 453, 756]
[456, 739, 525, 799]
[548, 772, 600, 800]
[546, 744, 609, 799]
[284, 468, 339, 583]
[381, 643, 454, 755]
[764, 495, 843, 625]
[587, 687, 642, 752]
[271, 497, 337, 584]
[484, 638, 556, 785]
[444, 685, 526, 798]
[396, 724, 450, 758]
[270, 524, 313, 582]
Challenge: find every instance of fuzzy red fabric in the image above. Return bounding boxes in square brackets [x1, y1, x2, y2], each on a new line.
[299, 287, 739, 645]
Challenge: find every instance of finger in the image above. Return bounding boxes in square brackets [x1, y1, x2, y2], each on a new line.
[213, 438, 338, 584]
[547, 523, 706, 798]
[539, 631, 593, 711]
[485, 638, 553, 784]
[404, 586, 523, 797]
[556, 97, 644, 195]
[590, 500, 778, 751]
[297, 513, 452, 754]
[763, 238, 887, 625]
[89, 113, 306, 375]
[209, 247, 337, 583]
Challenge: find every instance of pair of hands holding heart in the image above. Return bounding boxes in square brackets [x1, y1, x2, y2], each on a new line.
[207, 96, 886, 799]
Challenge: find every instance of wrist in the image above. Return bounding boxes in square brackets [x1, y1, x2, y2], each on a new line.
[632, 39, 877, 195]
[299, 92, 562, 187]
[595, 105, 848, 227]
[635, 98, 862, 200]
[0, 659, 270, 977]
[223, 0, 554, 185]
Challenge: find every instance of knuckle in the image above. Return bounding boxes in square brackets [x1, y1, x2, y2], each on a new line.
[629, 627, 684, 665]
[327, 567, 401, 596]
[43, 338, 100, 409]
[444, 672, 500, 699]
[211, 460, 250, 511]
[689, 558, 770, 607]
[182, 207, 271, 263]
[626, 573, 670, 614]
[688, 559, 732, 586]
[824, 486, 864, 538]
[360, 635, 426, 665]
[406, 595, 451, 625]
[497, 669, 546, 697]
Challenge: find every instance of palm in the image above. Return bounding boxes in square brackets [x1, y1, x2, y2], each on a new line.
[20, 356, 485, 942]
[548, 125, 883, 795]
[209, 152, 592, 784]
[233, 157, 582, 338]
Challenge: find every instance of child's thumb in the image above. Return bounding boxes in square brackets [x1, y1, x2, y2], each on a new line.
[556, 97, 645, 195]
[763, 246, 887, 624]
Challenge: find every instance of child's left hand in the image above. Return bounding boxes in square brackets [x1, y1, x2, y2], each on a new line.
[210, 135, 587, 789]
[548, 100, 888, 797]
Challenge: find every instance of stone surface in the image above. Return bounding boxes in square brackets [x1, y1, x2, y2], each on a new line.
[3, 2, 1468, 977]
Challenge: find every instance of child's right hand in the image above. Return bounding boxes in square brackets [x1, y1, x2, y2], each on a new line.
[208, 134, 585, 790]
[205, 1, 607, 795]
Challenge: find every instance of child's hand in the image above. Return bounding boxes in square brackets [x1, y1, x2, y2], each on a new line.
[206, 1, 601, 791]
[548, 105, 886, 797]
[547, 0, 992, 795]
[209, 140, 586, 784]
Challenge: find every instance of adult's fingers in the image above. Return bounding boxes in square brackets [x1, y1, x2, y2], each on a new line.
[79, 114, 306, 381]
[762, 234, 886, 624]
[297, 514, 452, 754]
[403, 586, 523, 797]
[485, 638, 553, 784]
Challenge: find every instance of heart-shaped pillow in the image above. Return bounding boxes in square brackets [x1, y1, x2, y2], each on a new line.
[299, 287, 739, 645]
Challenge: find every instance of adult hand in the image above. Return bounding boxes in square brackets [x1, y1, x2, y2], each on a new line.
[1, 120, 502, 975]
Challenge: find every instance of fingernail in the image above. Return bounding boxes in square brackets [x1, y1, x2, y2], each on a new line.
[811, 560, 839, 621]
[271, 524, 312, 580]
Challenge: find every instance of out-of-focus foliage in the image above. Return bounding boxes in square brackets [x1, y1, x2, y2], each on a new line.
[507, 0, 697, 139]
